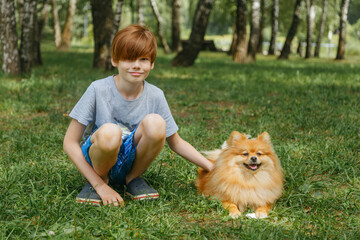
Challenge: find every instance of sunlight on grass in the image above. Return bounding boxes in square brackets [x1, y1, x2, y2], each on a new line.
[1, 44, 359, 239]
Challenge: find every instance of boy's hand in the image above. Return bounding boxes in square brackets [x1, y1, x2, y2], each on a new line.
[96, 183, 124, 206]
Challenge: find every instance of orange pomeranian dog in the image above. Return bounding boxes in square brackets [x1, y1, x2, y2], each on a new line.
[196, 131, 283, 219]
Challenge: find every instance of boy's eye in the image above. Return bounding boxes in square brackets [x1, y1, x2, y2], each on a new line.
[140, 57, 150, 61]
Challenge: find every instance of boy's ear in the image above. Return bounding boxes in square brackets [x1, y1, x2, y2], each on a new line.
[227, 131, 247, 146]
[150, 61, 155, 70]
[111, 58, 118, 67]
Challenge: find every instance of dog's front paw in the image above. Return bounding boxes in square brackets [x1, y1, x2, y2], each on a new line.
[246, 212, 267, 219]
[229, 210, 241, 219]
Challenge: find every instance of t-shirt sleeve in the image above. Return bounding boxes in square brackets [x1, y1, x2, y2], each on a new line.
[156, 92, 178, 138]
[69, 84, 96, 126]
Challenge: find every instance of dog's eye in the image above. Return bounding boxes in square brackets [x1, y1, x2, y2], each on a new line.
[243, 153, 249, 156]
[257, 152, 262, 156]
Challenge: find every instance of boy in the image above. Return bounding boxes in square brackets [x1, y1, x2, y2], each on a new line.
[63, 24, 213, 206]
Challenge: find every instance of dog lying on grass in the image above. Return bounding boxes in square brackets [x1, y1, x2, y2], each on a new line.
[196, 131, 283, 219]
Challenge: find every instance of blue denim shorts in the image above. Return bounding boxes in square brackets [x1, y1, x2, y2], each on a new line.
[81, 127, 137, 185]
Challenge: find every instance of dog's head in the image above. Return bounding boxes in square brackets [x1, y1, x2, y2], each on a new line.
[223, 131, 280, 173]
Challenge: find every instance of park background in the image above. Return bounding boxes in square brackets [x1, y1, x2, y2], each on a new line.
[1, 0, 359, 239]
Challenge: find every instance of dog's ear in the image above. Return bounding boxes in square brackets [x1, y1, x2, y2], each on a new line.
[228, 131, 247, 146]
[258, 132, 272, 145]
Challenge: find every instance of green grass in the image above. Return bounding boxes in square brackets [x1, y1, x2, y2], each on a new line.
[1, 44, 359, 239]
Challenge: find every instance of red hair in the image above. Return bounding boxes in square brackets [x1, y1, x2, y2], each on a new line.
[111, 24, 157, 63]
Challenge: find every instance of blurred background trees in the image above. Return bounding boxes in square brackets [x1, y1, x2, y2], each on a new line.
[1, 0, 359, 74]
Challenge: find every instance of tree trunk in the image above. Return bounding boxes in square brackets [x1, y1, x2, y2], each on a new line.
[35, 0, 51, 66]
[268, 0, 279, 55]
[279, 0, 302, 59]
[171, 0, 182, 52]
[335, 0, 350, 60]
[247, 0, 261, 62]
[297, 39, 303, 57]
[91, 0, 114, 69]
[138, 0, 145, 25]
[171, 0, 214, 67]
[19, 0, 37, 73]
[257, 0, 265, 53]
[0, 0, 21, 75]
[150, 0, 170, 53]
[58, 0, 76, 51]
[314, 0, 327, 57]
[113, 0, 124, 34]
[107, 0, 124, 70]
[233, 0, 247, 63]
[51, 0, 62, 48]
[305, 0, 315, 58]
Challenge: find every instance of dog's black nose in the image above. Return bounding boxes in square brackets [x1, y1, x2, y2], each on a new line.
[250, 156, 258, 162]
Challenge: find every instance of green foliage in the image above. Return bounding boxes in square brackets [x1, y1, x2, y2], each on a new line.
[1, 44, 360, 239]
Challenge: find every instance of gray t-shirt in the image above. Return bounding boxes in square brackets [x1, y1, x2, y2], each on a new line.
[69, 76, 178, 140]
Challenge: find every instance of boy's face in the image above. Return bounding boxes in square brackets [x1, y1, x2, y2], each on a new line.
[112, 57, 154, 84]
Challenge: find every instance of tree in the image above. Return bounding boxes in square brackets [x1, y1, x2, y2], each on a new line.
[171, 0, 215, 67]
[150, 0, 170, 53]
[335, 0, 350, 60]
[233, 0, 247, 63]
[35, 0, 51, 65]
[247, 0, 261, 62]
[268, 0, 279, 55]
[91, 0, 114, 69]
[51, 0, 62, 48]
[305, 0, 315, 58]
[58, 0, 77, 51]
[279, 0, 302, 59]
[257, 0, 265, 53]
[171, 0, 182, 52]
[0, 0, 21, 75]
[138, 0, 145, 25]
[19, 0, 37, 73]
[314, 0, 328, 57]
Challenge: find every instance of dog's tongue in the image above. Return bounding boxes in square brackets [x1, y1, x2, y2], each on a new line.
[249, 164, 258, 170]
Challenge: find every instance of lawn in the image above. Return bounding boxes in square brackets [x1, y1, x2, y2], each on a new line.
[1, 44, 359, 239]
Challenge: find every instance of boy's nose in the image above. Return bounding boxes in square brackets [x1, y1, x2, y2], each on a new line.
[132, 60, 140, 68]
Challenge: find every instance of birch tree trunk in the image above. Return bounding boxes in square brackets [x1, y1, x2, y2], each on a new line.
[0, 0, 21, 75]
[233, 0, 247, 63]
[19, 0, 37, 73]
[335, 0, 350, 60]
[257, 0, 265, 53]
[305, 0, 315, 58]
[247, 0, 261, 62]
[268, 0, 279, 55]
[314, 0, 327, 57]
[150, 0, 170, 53]
[35, 0, 50, 65]
[138, 0, 145, 25]
[279, 0, 302, 59]
[171, 0, 182, 52]
[51, 0, 62, 48]
[107, 0, 124, 70]
[171, 0, 214, 67]
[91, 0, 114, 69]
[58, 0, 77, 51]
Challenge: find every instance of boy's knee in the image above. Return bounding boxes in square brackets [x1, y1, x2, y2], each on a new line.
[141, 114, 166, 141]
[93, 123, 122, 152]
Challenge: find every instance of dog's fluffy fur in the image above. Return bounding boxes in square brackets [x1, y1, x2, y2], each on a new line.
[196, 131, 283, 219]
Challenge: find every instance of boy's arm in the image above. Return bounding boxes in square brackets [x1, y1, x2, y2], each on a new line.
[166, 133, 213, 171]
[63, 119, 124, 206]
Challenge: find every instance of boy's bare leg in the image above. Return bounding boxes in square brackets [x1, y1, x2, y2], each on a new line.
[89, 123, 122, 183]
[125, 114, 166, 184]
